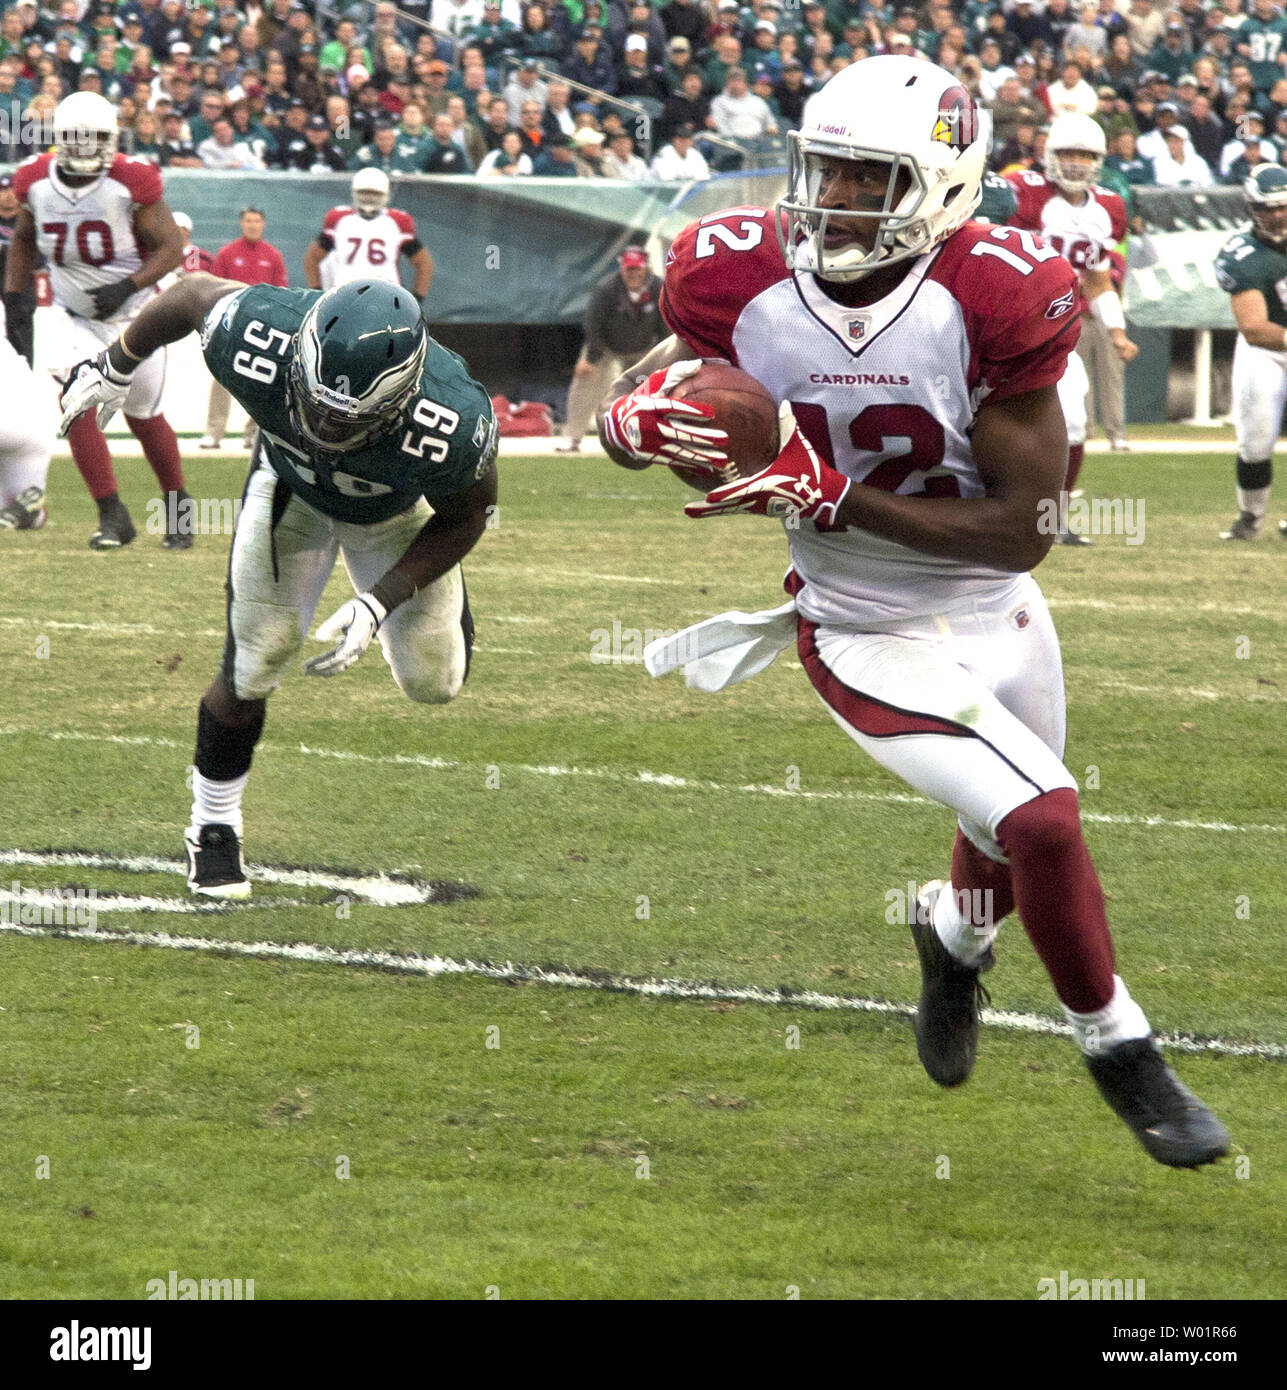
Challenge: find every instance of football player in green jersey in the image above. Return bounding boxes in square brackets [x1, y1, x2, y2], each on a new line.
[59, 273, 499, 898]
[1213, 163, 1287, 540]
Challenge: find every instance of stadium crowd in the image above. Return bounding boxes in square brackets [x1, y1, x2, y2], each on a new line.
[0, 0, 1284, 182]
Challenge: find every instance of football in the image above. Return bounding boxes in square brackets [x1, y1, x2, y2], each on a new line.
[667, 362, 780, 491]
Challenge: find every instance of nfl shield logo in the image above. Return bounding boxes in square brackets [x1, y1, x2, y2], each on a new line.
[1011, 606, 1031, 630]
[847, 317, 869, 342]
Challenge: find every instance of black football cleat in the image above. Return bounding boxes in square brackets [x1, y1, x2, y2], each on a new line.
[1085, 1036, 1230, 1168]
[89, 500, 136, 550]
[910, 881, 994, 1087]
[1220, 511, 1262, 541]
[162, 489, 194, 549]
[184, 823, 251, 900]
[0, 486, 47, 530]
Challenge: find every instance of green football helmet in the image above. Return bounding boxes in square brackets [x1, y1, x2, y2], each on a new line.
[289, 281, 428, 453]
[1245, 162, 1287, 248]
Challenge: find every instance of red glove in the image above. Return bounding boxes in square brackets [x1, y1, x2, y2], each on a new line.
[601, 358, 730, 471]
[685, 402, 851, 526]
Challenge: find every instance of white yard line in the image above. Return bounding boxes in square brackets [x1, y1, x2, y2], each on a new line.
[1, 907, 1280, 1061]
[1, 725, 1282, 836]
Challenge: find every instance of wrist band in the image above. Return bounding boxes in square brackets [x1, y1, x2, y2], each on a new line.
[116, 331, 143, 363]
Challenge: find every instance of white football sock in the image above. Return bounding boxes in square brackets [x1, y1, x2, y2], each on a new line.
[189, 770, 248, 838]
[1064, 975, 1151, 1056]
[933, 881, 999, 966]
[1236, 484, 1270, 520]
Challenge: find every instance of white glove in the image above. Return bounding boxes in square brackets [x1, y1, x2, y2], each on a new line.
[600, 358, 730, 469]
[303, 592, 388, 677]
[59, 350, 133, 435]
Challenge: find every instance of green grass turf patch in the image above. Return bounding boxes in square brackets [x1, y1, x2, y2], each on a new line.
[0, 450, 1282, 1297]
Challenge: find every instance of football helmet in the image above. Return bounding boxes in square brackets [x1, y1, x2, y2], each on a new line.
[53, 92, 119, 178]
[352, 167, 390, 218]
[288, 281, 428, 453]
[778, 54, 987, 282]
[1245, 162, 1287, 247]
[1045, 113, 1106, 197]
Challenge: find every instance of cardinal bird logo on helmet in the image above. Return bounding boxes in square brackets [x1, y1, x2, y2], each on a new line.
[932, 86, 979, 152]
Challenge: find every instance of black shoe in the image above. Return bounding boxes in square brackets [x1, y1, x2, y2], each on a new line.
[89, 500, 136, 550]
[1058, 527, 1093, 546]
[0, 486, 47, 530]
[162, 489, 194, 549]
[1085, 1036, 1230, 1168]
[910, 881, 994, 1088]
[184, 823, 251, 900]
[1220, 511, 1262, 541]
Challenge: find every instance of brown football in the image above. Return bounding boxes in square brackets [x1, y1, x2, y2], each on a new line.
[666, 362, 780, 492]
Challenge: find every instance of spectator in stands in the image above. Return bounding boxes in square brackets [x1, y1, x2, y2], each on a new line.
[320, 17, 366, 73]
[172, 210, 214, 275]
[431, 0, 485, 42]
[1220, 111, 1272, 180]
[1125, 0, 1166, 58]
[228, 96, 271, 162]
[601, 130, 649, 178]
[704, 33, 744, 97]
[1063, 3, 1108, 64]
[1223, 132, 1275, 186]
[271, 99, 310, 167]
[470, 2, 520, 71]
[158, 108, 202, 165]
[481, 95, 514, 152]
[617, 34, 667, 104]
[476, 128, 533, 175]
[1047, 59, 1098, 116]
[130, 108, 164, 163]
[1184, 91, 1224, 168]
[397, 99, 431, 157]
[199, 207, 288, 451]
[650, 121, 710, 179]
[994, 113, 1041, 172]
[1094, 84, 1137, 142]
[1152, 122, 1213, 185]
[423, 110, 472, 171]
[198, 114, 265, 168]
[1099, 31, 1142, 95]
[289, 111, 347, 171]
[1007, 0, 1051, 54]
[563, 23, 616, 96]
[503, 57, 548, 124]
[773, 59, 809, 132]
[556, 246, 665, 453]
[991, 73, 1046, 150]
[543, 81, 575, 138]
[531, 129, 578, 175]
[1138, 98, 1184, 161]
[518, 4, 562, 62]
[445, 94, 487, 167]
[1100, 125, 1147, 183]
[974, 38, 1015, 102]
[188, 88, 227, 145]
[571, 125, 606, 174]
[711, 66, 778, 139]
[351, 116, 422, 172]
[661, 0, 706, 51]
[516, 98, 548, 159]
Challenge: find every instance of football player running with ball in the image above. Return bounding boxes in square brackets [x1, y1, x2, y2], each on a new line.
[1214, 163, 1287, 541]
[60, 274, 498, 900]
[599, 56, 1228, 1168]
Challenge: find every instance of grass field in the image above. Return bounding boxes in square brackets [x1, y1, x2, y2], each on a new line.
[0, 443, 1283, 1301]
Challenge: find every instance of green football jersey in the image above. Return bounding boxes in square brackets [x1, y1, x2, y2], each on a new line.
[975, 171, 1018, 225]
[201, 284, 498, 525]
[1238, 16, 1287, 90]
[1214, 228, 1287, 328]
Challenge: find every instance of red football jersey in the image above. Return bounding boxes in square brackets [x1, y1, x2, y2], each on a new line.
[1005, 170, 1127, 280]
[660, 206, 1080, 624]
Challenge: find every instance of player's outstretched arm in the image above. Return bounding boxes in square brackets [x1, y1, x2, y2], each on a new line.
[2, 207, 36, 296]
[303, 238, 327, 290]
[409, 246, 434, 299]
[58, 273, 247, 433]
[1230, 287, 1287, 350]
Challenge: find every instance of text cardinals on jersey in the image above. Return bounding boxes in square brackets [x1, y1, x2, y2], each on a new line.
[660, 206, 1080, 625]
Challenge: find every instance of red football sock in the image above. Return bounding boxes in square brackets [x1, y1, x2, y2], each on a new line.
[67, 412, 118, 502]
[950, 828, 1015, 926]
[997, 788, 1115, 1012]
[1065, 442, 1085, 493]
[126, 414, 185, 492]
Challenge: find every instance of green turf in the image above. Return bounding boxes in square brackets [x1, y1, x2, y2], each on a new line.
[0, 447, 1282, 1299]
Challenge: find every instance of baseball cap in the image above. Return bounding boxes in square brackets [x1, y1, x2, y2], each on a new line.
[1177, 73, 1198, 85]
[573, 126, 604, 146]
[624, 34, 647, 51]
[1157, 100, 1179, 114]
[521, 57, 539, 68]
[0, 175, 12, 189]
[620, 247, 647, 268]
[427, 59, 448, 74]
[755, 19, 775, 32]
[580, 24, 601, 36]
[668, 36, 689, 50]
[306, 113, 327, 129]
[1097, 85, 1116, 97]
[172, 210, 192, 230]
[347, 64, 368, 82]
[171, 40, 191, 53]
[674, 121, 695, 137]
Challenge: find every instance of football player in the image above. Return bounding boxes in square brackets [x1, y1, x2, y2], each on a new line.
[0, 296, 52, 532]
[59, 274, 499, 900]
[598, 55, 1228, 1169]
[1213, 163, 1287, 541]
[1007, 114, 1137, 542]
[4, 92, 192, 550]
[302, 169, 433, 301]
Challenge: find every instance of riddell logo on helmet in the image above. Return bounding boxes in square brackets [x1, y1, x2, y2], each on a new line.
[816, 123, 849, 136]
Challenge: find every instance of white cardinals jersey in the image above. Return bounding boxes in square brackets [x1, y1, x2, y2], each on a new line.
[1005, 170, 1127, 278]
[317, 206, 420, 288]
[14, 152, 163, 322]
[661, 207, 1080, 625]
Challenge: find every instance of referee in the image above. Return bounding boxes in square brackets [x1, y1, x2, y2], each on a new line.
[557, 247, 666, 453]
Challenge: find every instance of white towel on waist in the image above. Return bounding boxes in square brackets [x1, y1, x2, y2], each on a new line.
[643, 599, 798, 692]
